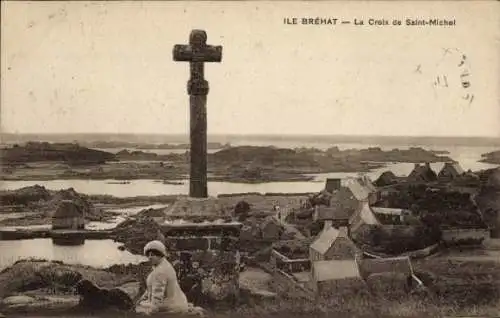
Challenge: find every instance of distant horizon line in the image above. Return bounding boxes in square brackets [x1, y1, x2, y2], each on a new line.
[2, 132, 500, 139]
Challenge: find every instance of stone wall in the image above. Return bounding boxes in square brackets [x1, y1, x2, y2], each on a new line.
[257, 263, 315, 301]
[270, 249, 311, 273]
[160, 222, 242, 307]
[441, 228, 490, 245]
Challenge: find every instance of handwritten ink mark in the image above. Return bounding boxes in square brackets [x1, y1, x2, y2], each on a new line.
[458, 54, 467, 67]
[442, 48, 453, 56]
[414, 64, 422, 74]
[462, 93, 475, 105]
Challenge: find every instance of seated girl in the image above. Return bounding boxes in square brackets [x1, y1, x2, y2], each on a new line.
[136, 240, 202, 315]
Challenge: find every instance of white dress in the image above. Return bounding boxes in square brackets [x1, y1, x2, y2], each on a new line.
[135, 258, 190, 314]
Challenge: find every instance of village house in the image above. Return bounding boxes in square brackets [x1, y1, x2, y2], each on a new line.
[348, 202, 381, 234]
[313, 205, 351, 228]
[345, 176, 380, 205]
[269, 247, 310, 273]
[408, 163, 437, 183]
[376, 189, 401, 206]
[438, 162, 465, 181]
[374, 171, 400, 187]
[452, 171, 481, 190]
[310, 258, 367, 296]
[370, 207, 413, 224]
[441, 227, 490, 246]
[309, 226, 360, 262]
[357, 256, 413, 280]
[330, 185, 361, 214]
[52, 200, 85, 230]
[357, 256, 421, 293]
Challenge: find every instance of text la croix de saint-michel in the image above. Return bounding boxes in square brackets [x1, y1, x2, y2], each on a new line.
[283, 17, 456, 26]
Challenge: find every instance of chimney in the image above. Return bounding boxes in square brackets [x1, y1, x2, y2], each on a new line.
[414, 163, 420, 169]
[323, 220, 333, 231]
[325, 178, 341, 193]
[363, 175, 371, 185]
[358, 175, 365, 186]
[425, 162, 431, 169]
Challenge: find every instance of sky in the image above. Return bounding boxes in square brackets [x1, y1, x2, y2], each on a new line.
[1, 1, 499, 137]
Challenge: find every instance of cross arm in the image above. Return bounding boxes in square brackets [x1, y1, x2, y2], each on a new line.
[173, 45, 223, 63]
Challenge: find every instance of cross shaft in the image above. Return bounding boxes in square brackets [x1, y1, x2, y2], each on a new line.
[173, 30, 222, 198]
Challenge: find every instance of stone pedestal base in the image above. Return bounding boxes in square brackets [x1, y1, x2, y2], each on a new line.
[159, 196, 242, 306]
[164, 196, 228, 218]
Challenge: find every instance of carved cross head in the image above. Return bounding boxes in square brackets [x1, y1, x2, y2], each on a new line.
[189, 30, 207, 49]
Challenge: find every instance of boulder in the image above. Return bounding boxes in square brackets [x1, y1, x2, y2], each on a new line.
[74, 279, 139, 311]
[0, 260, 131, 299]
[37, 265, 83, 291]
[114, 281, 141, 302]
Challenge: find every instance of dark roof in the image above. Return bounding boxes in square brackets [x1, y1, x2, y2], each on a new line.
[438, 162, 465, 178]
[375, 171, 399, 186]
[315, 205, 351, 221]
[408, 164, 437, 182]
[330, 187, 359, 215]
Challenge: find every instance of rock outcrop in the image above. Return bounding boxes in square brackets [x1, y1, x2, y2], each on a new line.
[0, 185, 51, 206]
[0, 260, 141, 314]
[480, 150, 500, 164]
[0, 260, 131, 299]
[0, 186, 107, 224]
[0, 142, 116, 165]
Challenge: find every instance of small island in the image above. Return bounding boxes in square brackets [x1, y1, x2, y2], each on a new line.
[480, 150, 500, 164]
[0, 142, 454, 183]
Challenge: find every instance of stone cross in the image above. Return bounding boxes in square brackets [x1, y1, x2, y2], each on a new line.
[173, 30, 222, 198]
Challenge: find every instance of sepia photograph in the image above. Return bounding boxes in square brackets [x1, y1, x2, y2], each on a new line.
[0, 1, 499, 317]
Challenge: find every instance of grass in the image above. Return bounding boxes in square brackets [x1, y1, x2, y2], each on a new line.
[2, 256, 500, 318]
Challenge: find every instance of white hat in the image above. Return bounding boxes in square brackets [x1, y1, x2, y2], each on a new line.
[143, 240, 167, 256]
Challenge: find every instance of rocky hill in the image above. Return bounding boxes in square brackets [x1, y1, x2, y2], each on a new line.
[0, 142, 116, 165]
